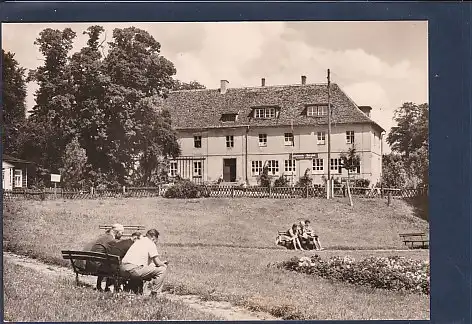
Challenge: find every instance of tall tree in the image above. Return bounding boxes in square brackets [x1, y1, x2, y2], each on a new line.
[60, 137, 89, 189]
[340, 146, 361, 206]
[68, 25, 110, 184]
[387, 102, 428, 158]
[102, 27, 179, 185]
[2, 50, 27, 155]
[387, 102, 429, 187]
[26, 28, 77, 177]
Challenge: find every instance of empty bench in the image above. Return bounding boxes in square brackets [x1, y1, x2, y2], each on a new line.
[399, 232, 429, 249]
[61, 250, 124, 291]
[99, 225, 145, 237]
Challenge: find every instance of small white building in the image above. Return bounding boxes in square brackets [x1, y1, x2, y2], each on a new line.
[2, 155, 34, 190]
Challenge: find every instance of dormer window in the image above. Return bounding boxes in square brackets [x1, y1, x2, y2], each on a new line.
[306, 104, 328, 117]
[221, 113, 238, 122]
[254, 107, 277, 119]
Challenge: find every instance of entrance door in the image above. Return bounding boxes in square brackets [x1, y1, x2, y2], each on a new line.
[223, 159, 237, 182]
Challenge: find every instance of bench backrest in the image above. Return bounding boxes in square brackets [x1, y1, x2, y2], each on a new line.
[61, 250, 121, 265]
[399, 232, 426, 238]
[98, 225, 145, 237]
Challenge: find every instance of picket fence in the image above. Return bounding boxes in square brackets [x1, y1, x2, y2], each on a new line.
[2, 185, 427, 201]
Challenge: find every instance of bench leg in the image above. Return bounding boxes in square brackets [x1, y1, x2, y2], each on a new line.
[75, 273, 79, 286]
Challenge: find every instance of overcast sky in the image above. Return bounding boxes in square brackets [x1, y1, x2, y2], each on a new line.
[2, 22, 428, 153]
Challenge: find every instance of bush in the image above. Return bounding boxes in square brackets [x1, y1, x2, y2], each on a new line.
[164, 179, 204, 199]
[296, 168, 313, 187]
[274, 174, 290, 187]
[276, 255, 430, 295]
[353, 178, 370, 188]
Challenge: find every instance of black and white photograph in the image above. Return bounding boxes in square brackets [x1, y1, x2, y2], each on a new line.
[2, 21, 429, 321]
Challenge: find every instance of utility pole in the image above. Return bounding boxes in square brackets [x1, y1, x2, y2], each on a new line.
[327, 69, 332, 199]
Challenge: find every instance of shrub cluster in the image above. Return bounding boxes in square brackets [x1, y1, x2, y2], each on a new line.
[164, 179, 209, 199]
[276, 255, 429, 295]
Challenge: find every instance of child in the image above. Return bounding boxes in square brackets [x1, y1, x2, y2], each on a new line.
[303, 220, 324, 251]
[287, 223, 304, 251]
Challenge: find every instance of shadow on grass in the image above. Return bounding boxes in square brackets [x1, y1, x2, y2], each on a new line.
[403, 196, 429, 222]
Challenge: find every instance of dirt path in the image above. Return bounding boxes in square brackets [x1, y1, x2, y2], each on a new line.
[3, 252, 277, 321]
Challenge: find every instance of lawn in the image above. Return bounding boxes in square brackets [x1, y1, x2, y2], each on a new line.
[3, 197, 430, 320]
[3, 260, 221, 321]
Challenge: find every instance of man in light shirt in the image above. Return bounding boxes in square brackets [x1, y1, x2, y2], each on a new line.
[120, 229, 168, 295]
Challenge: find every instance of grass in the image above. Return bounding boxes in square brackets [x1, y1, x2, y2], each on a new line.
[3, 197, 430, 320]
[3, 260, 222, 321]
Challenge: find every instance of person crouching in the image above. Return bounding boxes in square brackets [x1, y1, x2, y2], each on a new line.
[119, 229, 168, 296]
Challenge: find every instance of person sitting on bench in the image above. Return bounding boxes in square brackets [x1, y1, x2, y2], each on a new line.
[102, 231, 142, 292]
[302, 220, 324, 251]
[287, 223, 304, 251]
[83, 223, 125, 291]
[120, 229, 168, 296]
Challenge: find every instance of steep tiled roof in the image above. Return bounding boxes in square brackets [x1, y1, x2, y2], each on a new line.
[163, 83, 385, 132]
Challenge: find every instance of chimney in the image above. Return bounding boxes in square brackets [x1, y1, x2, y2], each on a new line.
[261, 78, 266, 87]
[359, 105, 372, 117]
[220, 80, 229, 94]
[301, 75, 307, 85]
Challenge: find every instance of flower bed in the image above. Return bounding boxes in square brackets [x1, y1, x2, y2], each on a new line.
[276, 255, 430, 295]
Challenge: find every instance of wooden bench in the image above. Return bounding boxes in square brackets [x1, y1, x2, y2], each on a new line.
[61, 250, 125, 291]
[399, 232, 429, 249]
[99, 225, 145, 237]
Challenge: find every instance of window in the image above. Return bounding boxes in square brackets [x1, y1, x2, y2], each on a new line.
[284, 133, 294, 146]
[14, 169, 22, 188]
[169, 161, 178, 177]
[330, 158, 343, 174]
[284, 160, 296, 172]
[251, 161, 263, 176]
[258, 134, 267, 147]
[312, 159, 324, 173]
[307, 105, 328, 116]
[266, 160, 279, 175]
[193, 161, 202, 178]
[194, 135, 202, 148]
[346, 131, 355, 144]
[226, 135, 234, 148]
[317, 132, 326, 145]
[221, 113, 237, 122]
[254, 107, 276, 119]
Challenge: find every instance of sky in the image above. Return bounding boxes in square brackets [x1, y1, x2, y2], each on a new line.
[2, 22, 428, 153]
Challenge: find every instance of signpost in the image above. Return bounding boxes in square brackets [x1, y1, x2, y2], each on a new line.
[51, 174, 61, 199]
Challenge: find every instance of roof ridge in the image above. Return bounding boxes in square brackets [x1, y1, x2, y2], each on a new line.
[170, 82, 330, 93]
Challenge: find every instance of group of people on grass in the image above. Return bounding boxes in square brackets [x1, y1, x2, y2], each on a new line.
[84, 224, 168, 296]
[279, 220, 324, 251]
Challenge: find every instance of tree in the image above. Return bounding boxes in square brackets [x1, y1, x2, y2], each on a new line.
[387, 102, 428, 158]
[340, 146, 360, 206]
[102, 27, 179, 185]
[259, 165, 271, 188]
[2, 50, 27, 155]
[381, 153, 407, 188]
[68, 26, 111, 185]
[60, 137, 89, 189]
[386, 102, 429, 187]
[26, 28, 77, 176]
[172, 80, 206, 91]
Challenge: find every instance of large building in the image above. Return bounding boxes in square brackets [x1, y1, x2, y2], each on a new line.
[163, 76, 385, 186]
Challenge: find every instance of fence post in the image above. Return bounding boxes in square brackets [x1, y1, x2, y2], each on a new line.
[306, 185, 309, 198]
[269, 186, 272, 198]
[387, 191, 392, 206]
[158, 184, 161, 196]
[91, 186, 94, 196]
[231, 186, 235, 198]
